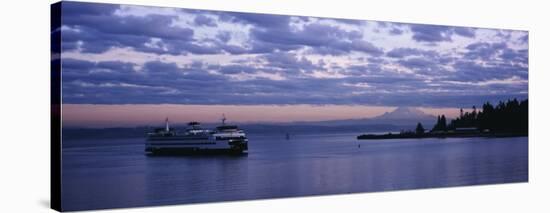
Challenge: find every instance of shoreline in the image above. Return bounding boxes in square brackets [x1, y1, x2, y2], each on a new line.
[357, 132, 527, 140]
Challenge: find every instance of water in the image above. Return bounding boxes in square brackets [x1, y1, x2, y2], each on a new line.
[61, 133, 528, 211]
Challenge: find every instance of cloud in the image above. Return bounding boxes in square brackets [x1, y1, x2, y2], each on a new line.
[410, 24, 476, 43]
[501, 48, 528, 64]
[218, 64, 257, 74]
[453, 27, 476, 38]
[389, 27, 403, 35]
[62, 1, 118, 16]
[62, 58, 138, 83]
[226, 12, 290, 28]
[59, 2, 528, 108]
[61, 58, 527, 107]
[410, 25, 454, 42]
[519, 34, 528, 44]
[61, 2, 384, 56]
[386, 48, 437, 58]
[331, 18, 365, 25]
[448, 59, 527, 82]
[341, 64, 384, 76]
[244, 18, 383, 55]
[464, 41, 527, 65]
[62, 2, 199, 55]
[260, 52, 319, 73]
[398, 57, 435, 69]
[377, 22, 404, 35]
[216, 31, 231, 42]
[193, 15, 217, 27]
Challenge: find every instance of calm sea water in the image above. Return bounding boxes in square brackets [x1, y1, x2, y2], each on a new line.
[61, 133, 528, 211]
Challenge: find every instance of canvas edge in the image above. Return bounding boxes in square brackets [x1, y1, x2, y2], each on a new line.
[51, 1, 62, 212]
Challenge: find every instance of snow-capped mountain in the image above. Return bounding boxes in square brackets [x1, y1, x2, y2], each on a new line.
[286, 106, 437, 128]
[372, 107, 436, 121]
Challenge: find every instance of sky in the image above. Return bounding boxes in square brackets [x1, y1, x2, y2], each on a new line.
[62, 104, 459, 127]
[57, 2, 528, 127]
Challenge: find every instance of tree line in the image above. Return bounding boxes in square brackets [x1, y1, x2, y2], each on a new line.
[430, 99, 528, 134]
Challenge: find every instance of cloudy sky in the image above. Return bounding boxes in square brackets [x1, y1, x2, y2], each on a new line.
[57, 2, 528, 127]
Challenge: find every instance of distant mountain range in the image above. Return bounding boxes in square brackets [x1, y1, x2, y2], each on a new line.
[288, 107, 436, 127]
[237, 107, 437, 135]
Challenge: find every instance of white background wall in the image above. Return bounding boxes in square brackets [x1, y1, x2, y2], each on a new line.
[0, 0, 548, 212]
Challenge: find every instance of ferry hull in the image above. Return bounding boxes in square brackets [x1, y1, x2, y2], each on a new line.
[145, 139, 248, 155]
[145, 147, 247, 155]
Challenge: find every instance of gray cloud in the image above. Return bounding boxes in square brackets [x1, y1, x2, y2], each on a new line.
[410, 24, 476, 43]
[386, 48, 438, 58]
[59, 2, 528, 108]
[194, 15, 217, 27]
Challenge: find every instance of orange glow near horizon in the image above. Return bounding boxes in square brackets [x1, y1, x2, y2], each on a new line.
[62, 104, 460, 128]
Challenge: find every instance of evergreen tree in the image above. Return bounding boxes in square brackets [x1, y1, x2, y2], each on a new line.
[416, 122, 425, 134]
[440, 115, 447, 131]
[442, 99, 528, 134]
[431, 115, 447, 132]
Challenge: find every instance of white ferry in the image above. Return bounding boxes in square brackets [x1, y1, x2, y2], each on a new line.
[145, 115, 248, 154]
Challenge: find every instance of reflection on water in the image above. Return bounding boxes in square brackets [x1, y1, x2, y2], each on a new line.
[62, 133, 528, 211]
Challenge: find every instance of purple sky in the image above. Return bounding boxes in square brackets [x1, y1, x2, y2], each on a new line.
[61, 104, 459, 128]
[56, 2, 528, 127]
